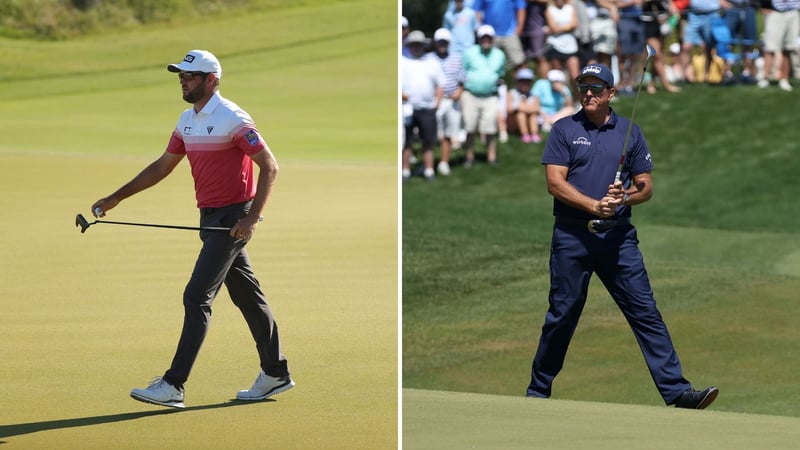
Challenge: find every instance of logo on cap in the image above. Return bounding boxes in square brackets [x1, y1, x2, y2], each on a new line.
[582, 65, 601, 76]
[183, 54, 195, 63]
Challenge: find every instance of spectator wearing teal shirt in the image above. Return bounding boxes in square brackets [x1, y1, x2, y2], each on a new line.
[532, 69, 574, 132]
[460, 24, 506, 166]
[473, 0, 528, 69]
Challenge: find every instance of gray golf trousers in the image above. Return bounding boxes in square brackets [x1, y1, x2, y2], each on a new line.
[163, 201, 289, 387]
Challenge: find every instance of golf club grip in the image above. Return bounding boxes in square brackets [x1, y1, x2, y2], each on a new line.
[96, 220, 229, 232]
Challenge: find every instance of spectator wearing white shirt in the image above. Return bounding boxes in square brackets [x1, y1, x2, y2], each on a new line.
[402, 31, 446, 182]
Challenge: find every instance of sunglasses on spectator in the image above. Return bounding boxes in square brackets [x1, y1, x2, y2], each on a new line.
[178, 71, 208, 81]
[578, 83, 608, 94]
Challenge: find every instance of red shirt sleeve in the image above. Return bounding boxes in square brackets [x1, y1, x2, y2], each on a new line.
[231, 125, 267, 156]
[166, 129, 186, 155]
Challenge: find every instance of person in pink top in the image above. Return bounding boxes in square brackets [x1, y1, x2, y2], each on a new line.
[91, 50, 293, 408]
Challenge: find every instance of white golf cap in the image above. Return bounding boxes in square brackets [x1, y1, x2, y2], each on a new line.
[547, 69, 566, 83]
[477, 24, 495, 38]
[167, 50, 222, 79]
[402, 16, 409, 28]
[434, 28, 452, 42]
[406, 30, 428, 45]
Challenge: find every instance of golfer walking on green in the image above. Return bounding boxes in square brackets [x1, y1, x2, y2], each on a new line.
[92, 50, 293, 408]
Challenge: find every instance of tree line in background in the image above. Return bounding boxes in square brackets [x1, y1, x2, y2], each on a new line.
[402, 0, 452, 36]
[0, 0, 256, 39]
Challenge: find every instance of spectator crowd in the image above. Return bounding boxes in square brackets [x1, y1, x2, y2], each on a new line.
[402, 0, 800, 182]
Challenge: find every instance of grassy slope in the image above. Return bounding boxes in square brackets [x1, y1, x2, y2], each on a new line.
[402, 83, 800, 419]
[0, 1, 397, 448]
[0, 0, 395, 163]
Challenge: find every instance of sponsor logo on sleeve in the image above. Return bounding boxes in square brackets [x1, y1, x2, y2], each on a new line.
[244, 129, 260, 146]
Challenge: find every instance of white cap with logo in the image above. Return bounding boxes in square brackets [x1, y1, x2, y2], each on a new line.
[167, 50, 222, 79]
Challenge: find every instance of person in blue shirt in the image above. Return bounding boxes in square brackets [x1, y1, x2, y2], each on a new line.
[473, 0, 528, 69]
[444, 0, 480, 56]
[526, 63, 719, 410]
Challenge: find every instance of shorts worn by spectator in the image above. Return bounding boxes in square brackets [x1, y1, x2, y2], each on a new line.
[402, 31, 446, 181]
[461, 24, 506, 166]
[507, 67, 542, 144]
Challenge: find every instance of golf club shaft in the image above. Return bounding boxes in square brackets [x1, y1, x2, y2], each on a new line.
[615, 45, 655, 184]
[94, 219, 229, 232]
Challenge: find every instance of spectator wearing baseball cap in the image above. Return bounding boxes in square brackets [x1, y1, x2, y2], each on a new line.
[431, 27, 466, 176]
[472, 0, 528, 69]
[402, 31, 446, 181]
[507, 67, 542, 144]
[460, 23, 506, 166]
[531, 69, 574, 133]
[473, 24, 511, 145]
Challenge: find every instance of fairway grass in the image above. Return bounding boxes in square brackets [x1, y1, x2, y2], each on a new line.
[403, 389, 800, 450]
[0, 154, 396, 448]
[0, 1, 397, 448]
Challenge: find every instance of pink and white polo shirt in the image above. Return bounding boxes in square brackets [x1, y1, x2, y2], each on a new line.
[166, 91, 268, 208]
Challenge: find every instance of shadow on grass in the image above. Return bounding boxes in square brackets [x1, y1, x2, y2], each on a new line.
[0, 399, 273, 444]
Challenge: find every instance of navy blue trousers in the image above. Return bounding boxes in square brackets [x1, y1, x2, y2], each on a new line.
[527, 222, 691, 404]
[163, 202, 289, 387]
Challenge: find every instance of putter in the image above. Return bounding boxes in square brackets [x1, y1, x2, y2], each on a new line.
[75, 213, 262, 234]
[614, 44, 657, 184]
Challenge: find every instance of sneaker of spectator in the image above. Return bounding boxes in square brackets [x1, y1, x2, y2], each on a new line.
[437, 160, 452, 176]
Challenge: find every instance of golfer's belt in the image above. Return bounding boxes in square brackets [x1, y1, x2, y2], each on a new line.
[555, 216, 632, 234]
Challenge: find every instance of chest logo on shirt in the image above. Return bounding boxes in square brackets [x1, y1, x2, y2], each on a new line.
[244, 130, 260, 146]
[207, 126, 214, 135]
[572, 136, 591, 146]
[183, 127, 192, 135]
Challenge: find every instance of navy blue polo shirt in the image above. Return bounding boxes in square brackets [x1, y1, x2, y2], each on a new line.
[541, 108, 653, 220]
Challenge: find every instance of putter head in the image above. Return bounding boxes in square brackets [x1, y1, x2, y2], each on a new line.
[75, 213, 90, 234]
